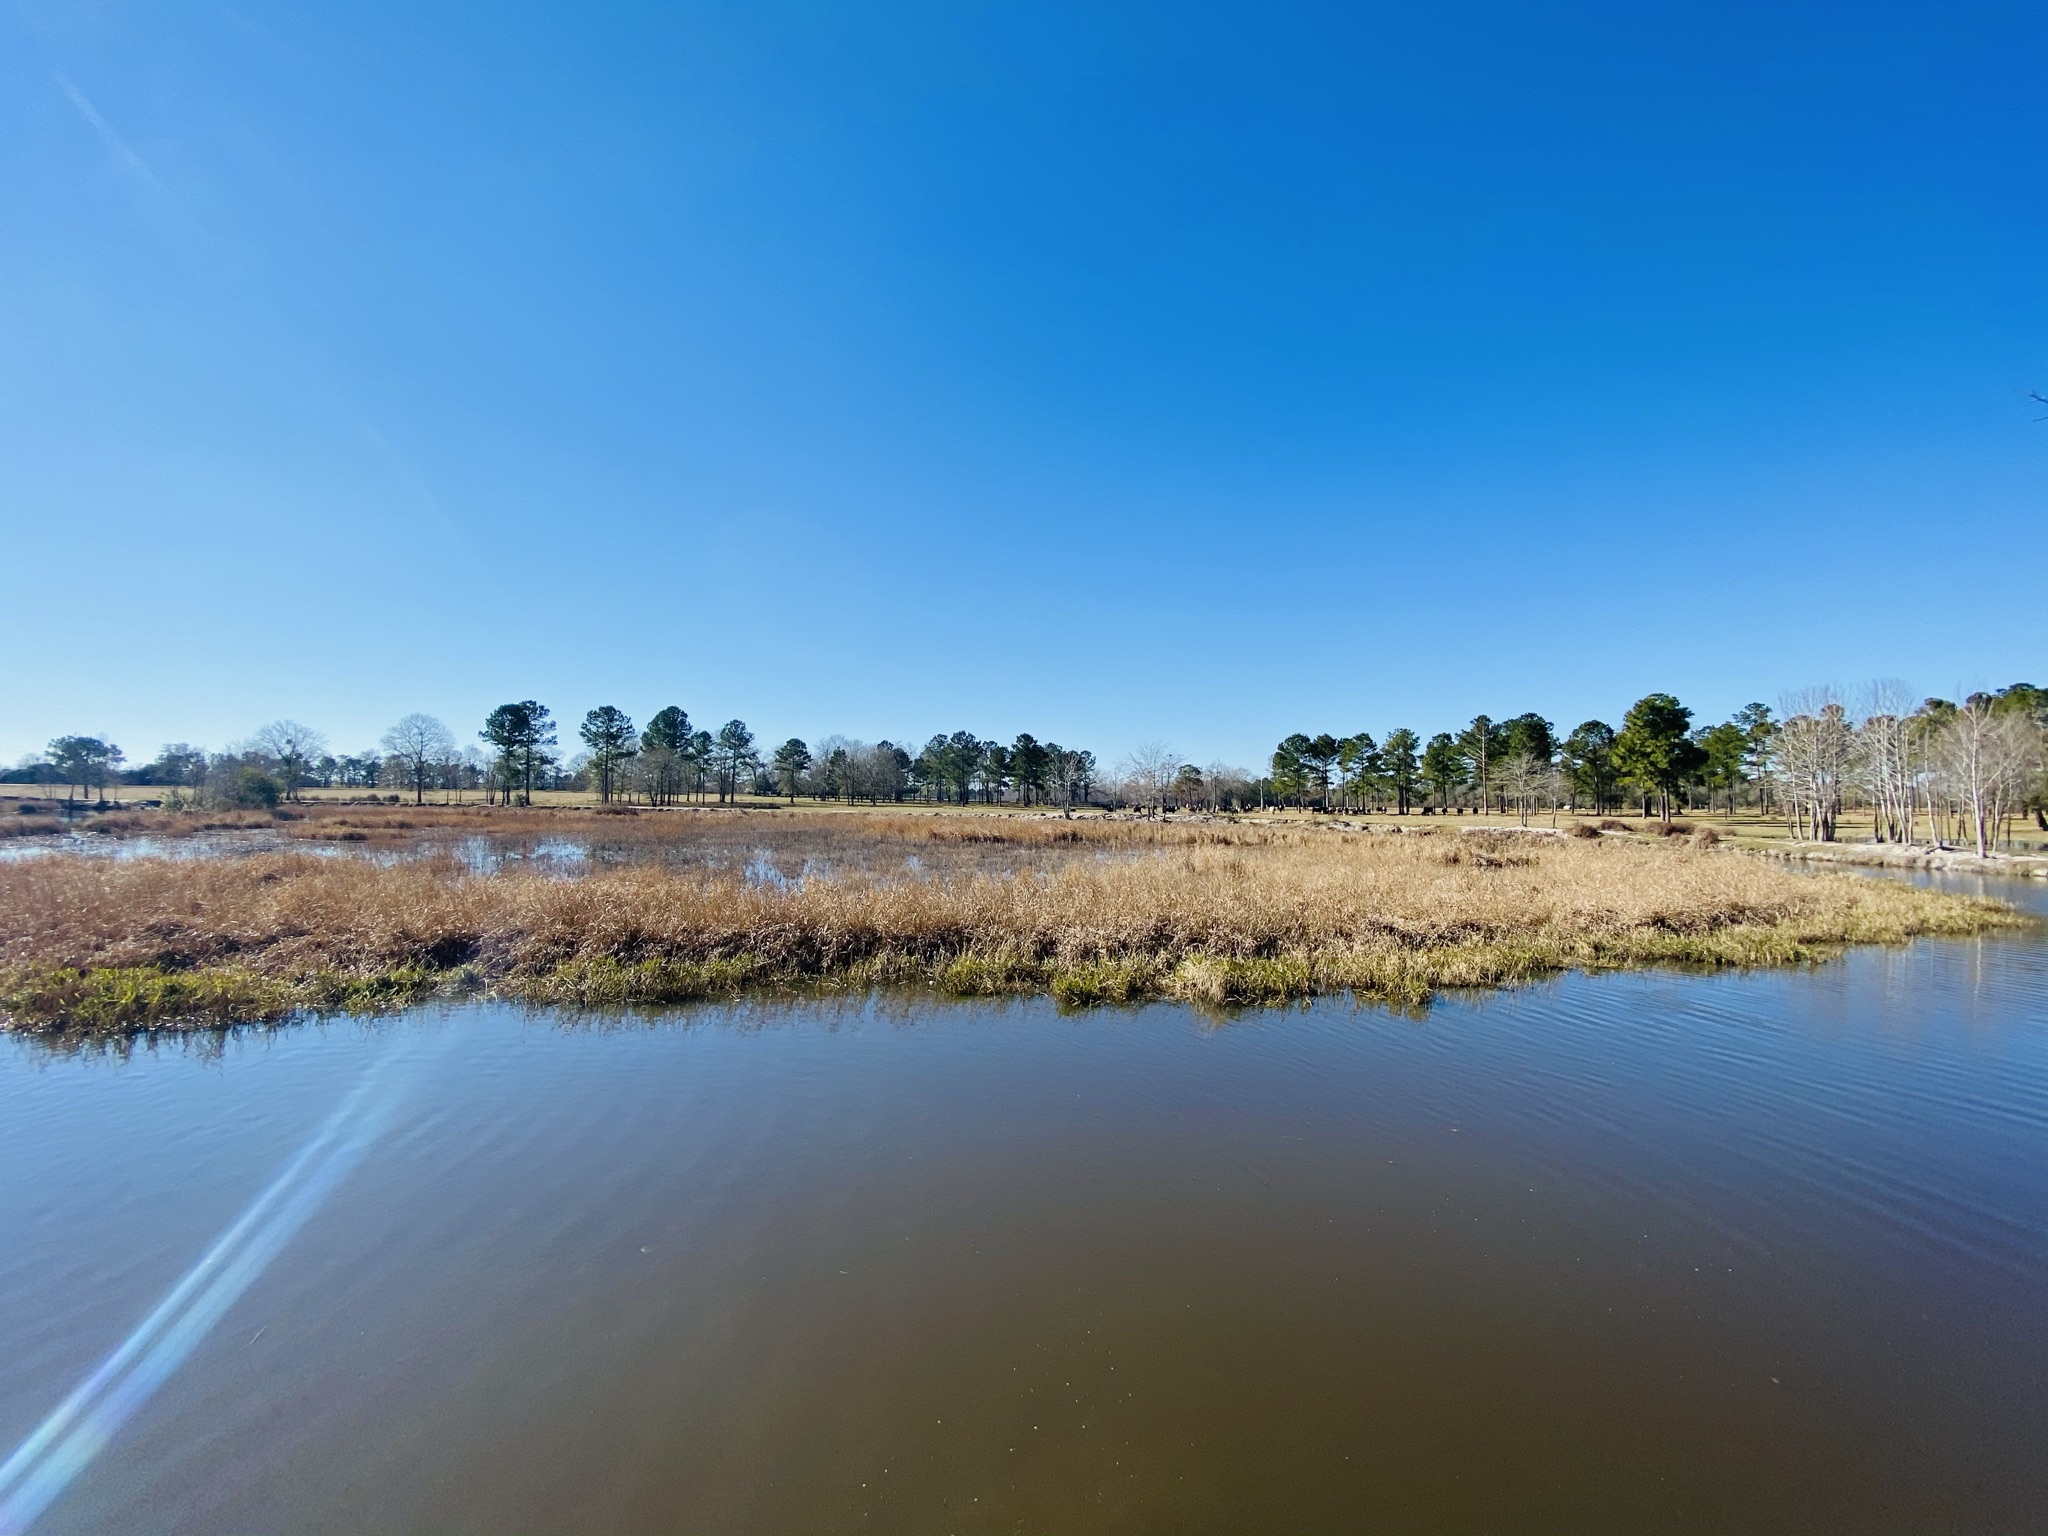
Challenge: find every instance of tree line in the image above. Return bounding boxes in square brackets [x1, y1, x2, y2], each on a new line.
[14, 684, 2043, 852]
[8, 703, 1100, 813]
[1248, 684, 2046, 852]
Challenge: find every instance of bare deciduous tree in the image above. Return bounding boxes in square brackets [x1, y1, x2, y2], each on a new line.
[1931, 697, 2042, 857]
[381, 713, 456, 805]
[1772, 689, 1852, 842]
[1116, 742, 1180, 816]
[249, 720, 328, 802]
[1496, 751, 1546, 826]
[1852, 680, 1918, 844]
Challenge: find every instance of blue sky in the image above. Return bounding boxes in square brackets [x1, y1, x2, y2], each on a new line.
[3, 1, 2042, 770]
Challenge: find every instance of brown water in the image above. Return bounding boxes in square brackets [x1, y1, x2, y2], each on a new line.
[3, 878, 2044, 1534]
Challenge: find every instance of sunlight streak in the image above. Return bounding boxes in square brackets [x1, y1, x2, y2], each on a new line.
[0, 1051, 417, 1535]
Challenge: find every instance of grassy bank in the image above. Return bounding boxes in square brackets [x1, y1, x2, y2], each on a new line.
[0, 824, 2021, 1034]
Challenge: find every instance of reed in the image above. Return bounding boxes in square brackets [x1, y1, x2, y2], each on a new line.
[0, 828, 2018, 1033]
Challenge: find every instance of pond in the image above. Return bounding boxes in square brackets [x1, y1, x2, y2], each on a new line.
[2, 873, 2042, 1533]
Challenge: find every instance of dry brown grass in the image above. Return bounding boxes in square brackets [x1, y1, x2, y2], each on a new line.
[0, 825, 2019, 1034]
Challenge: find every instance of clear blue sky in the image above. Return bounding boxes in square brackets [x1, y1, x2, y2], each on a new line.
[4, 2, 2042, 770]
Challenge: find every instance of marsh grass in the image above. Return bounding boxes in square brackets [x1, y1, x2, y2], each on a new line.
[0, 824, 2019, 1034]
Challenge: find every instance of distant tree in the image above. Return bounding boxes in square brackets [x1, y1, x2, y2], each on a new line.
[1052, 747, 1098, 807]
[1931, 694, 2042, 857]
[9, 753, 54, 796]
[1011, 733, 1052, 805]
[1421, 732, 1464, 811]
[1990, 682, 2047, 723]
[1202, 760, 1253, 812]
[480, 701, 557, 805]
[1853, 681, 1919, 843]
[143, 743, 208, 791]
[1119, 742, 1179, 814]
[1496, 751, 1547, 825]
[822, 745, 851, 801]
[1458, 715, 1501, 814]
[579, 706, 639, 804]
[772, 738, 812, 801]
[436, 740, 469, 803]
[47, 736, 123, 803]
[1560, 720, 1617, 813]
[1773, 690, 1856, 842]
[1693, 720, 1748, 816]
[713, 720, 758, 802]
[1989, 684, 2048, 830]
[1734, 703, 1776, 815]
[910, 737, 944, 801]
[1612, 694, 1704, 823]
[1303, 734, 1341, 807]
[250, 721, 327, 802]
[1381, 728, 1421, 814]
[1336, 733, 1381, 812]
[381, 714, 456, 805]
[637, 707, 694, 805]
[643, 706, 689, 752]
[977, 741, 1011, 804]
[688, 729, 715, 800]
[1501, 713, 1556, 765]
[455, 746, 488, 803]
[873, 741, 912, 803]
[936, 731, 978, 803]
[1270, 734, 1313, 806]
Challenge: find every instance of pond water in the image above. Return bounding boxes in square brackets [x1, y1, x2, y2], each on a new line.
[2, 876, 2043, 1533]
[0, 826, 1129, 886]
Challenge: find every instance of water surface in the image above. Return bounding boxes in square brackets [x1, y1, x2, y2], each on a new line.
[2, 879, 2043, 1533]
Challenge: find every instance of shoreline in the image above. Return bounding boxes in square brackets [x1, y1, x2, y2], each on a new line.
[1750, 842, 2048, 880]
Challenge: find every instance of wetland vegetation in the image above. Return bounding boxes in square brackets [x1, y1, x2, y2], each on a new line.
[0, 808, 2018, 1034]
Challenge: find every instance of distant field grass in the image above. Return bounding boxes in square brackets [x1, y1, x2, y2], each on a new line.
[8, 786, 2043, 855]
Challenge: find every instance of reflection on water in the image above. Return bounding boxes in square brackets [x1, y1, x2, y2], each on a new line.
[0, 881, 2043, 1533]
[0, 819, 1151, 886]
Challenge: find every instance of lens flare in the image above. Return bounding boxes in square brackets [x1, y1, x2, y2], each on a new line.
[0, 1050, 417, 1535]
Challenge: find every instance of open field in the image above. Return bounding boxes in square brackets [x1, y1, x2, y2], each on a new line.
[0, 811, 2019, 1034]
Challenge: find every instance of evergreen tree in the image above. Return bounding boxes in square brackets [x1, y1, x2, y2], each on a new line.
[578, 706, 638, 804]
[1010, 733, 1052, 805]
[481, 701, 556, 805]
[1421, 732, 1464, 811]
[1560, 720, 1617, 813]
[713, 720, 758, 802]
[1612, 694, 1704, 823]
[1381, 728, 1421, 814]
[772, 738, 812, 801]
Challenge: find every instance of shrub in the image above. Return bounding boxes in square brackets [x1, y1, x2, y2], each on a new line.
[1566, 821, 1601, 838]
[223, 768, 281, 809]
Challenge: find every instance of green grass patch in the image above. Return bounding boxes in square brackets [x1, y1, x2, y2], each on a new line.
[0, 965, 296, 1033]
